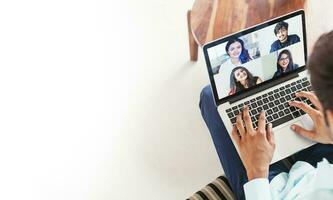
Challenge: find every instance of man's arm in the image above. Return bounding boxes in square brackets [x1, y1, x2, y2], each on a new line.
[289, 91, 333, 144]
[244, 178, 271, 200]
[231, 106, 275, 199]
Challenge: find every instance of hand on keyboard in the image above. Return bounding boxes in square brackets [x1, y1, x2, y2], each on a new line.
[227, 78, 313, 129]
[231, 105, 275, 180]
[289, 91, 333, 144]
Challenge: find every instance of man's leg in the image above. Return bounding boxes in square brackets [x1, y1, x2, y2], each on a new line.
[199, 85, 247, 200]
[199, 85, 289, 200]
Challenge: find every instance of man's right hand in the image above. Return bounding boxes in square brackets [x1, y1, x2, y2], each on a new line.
[289, 91, 333, 144]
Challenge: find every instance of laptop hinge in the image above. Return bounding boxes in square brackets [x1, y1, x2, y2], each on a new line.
[229, 73, 299, 104]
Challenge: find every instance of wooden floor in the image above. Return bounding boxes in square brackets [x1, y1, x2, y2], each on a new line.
[190, 0, 306, 46]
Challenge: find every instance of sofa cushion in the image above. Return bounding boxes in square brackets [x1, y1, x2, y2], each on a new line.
[186, 176, 236, 200]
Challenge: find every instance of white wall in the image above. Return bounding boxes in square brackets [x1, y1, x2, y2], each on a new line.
[0, 0, 223, 200]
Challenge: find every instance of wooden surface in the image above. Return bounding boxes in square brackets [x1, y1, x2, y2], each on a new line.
[190, 0, 306, 46]
[187, 10, 198, 61]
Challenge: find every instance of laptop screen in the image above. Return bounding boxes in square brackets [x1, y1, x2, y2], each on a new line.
[203, 10, 306, 105]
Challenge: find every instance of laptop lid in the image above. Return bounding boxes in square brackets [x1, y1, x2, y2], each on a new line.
[203, 10, 307, 106]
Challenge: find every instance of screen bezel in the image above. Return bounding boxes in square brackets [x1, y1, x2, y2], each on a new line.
[203, 10, 307, 106]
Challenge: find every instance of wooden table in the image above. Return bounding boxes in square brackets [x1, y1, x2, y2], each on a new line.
[187, 0, 332, 61]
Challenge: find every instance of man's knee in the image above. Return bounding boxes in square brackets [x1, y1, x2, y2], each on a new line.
[200, 85, 213, 101]
[199, 85, 215, 110]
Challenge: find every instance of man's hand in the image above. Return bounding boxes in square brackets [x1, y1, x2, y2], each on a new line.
[289, 91, 333, 144]
[231, 105, 275, 181]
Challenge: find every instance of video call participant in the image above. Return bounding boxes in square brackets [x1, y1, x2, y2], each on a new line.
[270, 21, 300, 53]
[214, 38, 252, 75]
[228, 66, 262, 95]
[273, 49, 299, 78]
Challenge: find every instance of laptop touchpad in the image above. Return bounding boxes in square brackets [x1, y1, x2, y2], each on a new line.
[301, 114, 314, 130]
[275, 120, 314, 157]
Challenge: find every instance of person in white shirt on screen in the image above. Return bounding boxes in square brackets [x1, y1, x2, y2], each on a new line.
[216, 38, 252, 74]
[225, 38, 252, 65]
[199, 31, 333, 200]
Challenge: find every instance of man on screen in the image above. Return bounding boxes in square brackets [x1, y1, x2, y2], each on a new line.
[270, 21, 300, 52]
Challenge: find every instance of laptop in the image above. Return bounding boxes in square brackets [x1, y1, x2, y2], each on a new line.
[203, 10, 315, 163]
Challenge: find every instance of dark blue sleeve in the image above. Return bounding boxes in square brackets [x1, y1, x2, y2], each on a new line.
[294, 35, 300, 42]
[270, 43, 277, 53]
[289, 35, 300, 44]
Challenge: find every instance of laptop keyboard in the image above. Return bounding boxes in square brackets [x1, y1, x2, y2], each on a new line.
[226, 77, 314, 129]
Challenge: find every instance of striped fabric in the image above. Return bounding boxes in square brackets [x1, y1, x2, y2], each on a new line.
[186, 158, 293, 200]
[186, 176, 236, 200]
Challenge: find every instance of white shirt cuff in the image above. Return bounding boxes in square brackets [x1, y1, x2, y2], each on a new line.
[243, 178, 271, 200]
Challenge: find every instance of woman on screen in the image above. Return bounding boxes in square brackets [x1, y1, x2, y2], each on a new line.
[214, 38, 252, 74]
[229, 66, 262, 95]
[225, 38, 252, 64]
[273, 49, 299, 78]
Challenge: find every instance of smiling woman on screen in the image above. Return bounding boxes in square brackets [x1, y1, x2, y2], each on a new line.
[273, 49, 299, 78]
[215, 37, 252, 75]
[229, 66, 262, 95]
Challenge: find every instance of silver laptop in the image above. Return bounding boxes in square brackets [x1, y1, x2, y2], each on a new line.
[203, 10, 315, 163]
